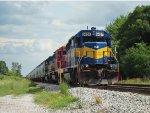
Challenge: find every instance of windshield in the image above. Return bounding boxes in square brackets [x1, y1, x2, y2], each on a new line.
[83, 37, 104, 42]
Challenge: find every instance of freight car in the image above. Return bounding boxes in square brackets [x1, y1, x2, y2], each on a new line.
[29, 61, 45, 82]
[27, 27, 119, 85]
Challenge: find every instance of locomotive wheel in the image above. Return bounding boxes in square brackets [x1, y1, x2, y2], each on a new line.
[79, 81, 84, 86]
[107, 78, 112, 84]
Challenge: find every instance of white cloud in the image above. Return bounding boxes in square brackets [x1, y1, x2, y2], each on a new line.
[0, 38, 61, 54]
[0, 37, 62, 75]
[0, 1, 149, 75]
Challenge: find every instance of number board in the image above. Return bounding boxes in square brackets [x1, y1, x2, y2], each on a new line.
[96, 32, 104, 37]
[82, 32, 91, 36]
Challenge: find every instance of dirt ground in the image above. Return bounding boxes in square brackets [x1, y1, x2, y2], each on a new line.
[0, 94, 49, 113]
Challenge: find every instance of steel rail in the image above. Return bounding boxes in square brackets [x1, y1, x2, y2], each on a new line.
[85, 84, 150, 95]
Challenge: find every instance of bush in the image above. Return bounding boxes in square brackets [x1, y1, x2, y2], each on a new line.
[0, 75, 4, 80]
[0, 76, 40, 96]
[59, 82, 69, 96]
[34, 82, 78, 109]
[121, 43, 150, 78]
[7, 70, 17, 76]
[29, 81, 37, 87]
[28, 87, 43, 93]
[0, 61, 8, 75]
[0, 77, 28, 96]
[34, 91, 78, 109]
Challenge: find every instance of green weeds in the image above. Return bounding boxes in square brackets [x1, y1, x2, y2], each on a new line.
[118, 78, 150, 84]
[0, 75, 40, 96]
[34, 82, 78, 109]
[0, 76, 78, 109]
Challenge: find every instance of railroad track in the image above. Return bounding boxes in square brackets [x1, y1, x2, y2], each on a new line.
[35, 82, 150, 95]
[86, 84, 150, 95]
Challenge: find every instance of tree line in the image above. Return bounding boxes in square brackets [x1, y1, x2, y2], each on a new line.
[106, 5, 150, 79]
[0, 61, 22, 76]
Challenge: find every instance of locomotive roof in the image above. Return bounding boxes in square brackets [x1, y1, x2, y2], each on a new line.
[67, 28, 112, 43]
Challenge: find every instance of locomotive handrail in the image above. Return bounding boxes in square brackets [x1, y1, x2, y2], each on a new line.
[111, 51, 120, 80]
[76, 50, 83, 81]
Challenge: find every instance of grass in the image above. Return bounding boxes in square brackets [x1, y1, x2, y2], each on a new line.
[34, 82, 78, 109]
[59, 82, 70, 96]
[0, 75, 78, 109]
[0, 75, 41, 96]
[34, 91, 78, 109]
[117, 78, 150, 85]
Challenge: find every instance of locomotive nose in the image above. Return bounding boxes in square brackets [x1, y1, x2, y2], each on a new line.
[84, 42, 107, 58]
[81, 42, 111, 65]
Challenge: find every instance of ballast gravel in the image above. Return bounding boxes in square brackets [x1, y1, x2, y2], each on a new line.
[50, 87, 150, 113]
[0, 84, 150, 113]
[36, 82, 59, 91]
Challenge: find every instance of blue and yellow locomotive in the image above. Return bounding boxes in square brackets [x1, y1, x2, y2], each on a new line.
[64, 27, 119, 84]
[27, 27, 119, 85]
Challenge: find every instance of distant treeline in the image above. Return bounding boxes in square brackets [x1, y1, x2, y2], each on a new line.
[0, 61, 22, 76]
[106, 5, 150, 79]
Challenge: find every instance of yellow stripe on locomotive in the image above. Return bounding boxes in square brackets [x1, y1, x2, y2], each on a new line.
[74, 46, 112, 59]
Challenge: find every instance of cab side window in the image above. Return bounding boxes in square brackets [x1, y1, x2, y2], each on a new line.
[106, 38, 111, 47]
[66, 43, 69, 51]
[71, 39, 74, 47]
[75, 38, 80, 46]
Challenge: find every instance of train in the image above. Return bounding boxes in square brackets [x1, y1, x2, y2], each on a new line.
[26, 27, 119, 85]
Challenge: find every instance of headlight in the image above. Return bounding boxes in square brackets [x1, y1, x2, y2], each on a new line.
[110, 64, 117, 70]
[85, 64, 89, 68]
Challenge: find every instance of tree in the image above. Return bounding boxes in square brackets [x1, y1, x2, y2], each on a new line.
[118, 5, 150, 55]
[106, 5, 150, 56]
[106, 5, 150, 79]
[0, 61, 8, 75]
[106, 15, 127, 58]
[11, 62, 22, 76]
[106, 15, 127, 40]
[121, 43, 150, 79]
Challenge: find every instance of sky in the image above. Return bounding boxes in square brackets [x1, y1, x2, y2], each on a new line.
[0, 1, 150, 76]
